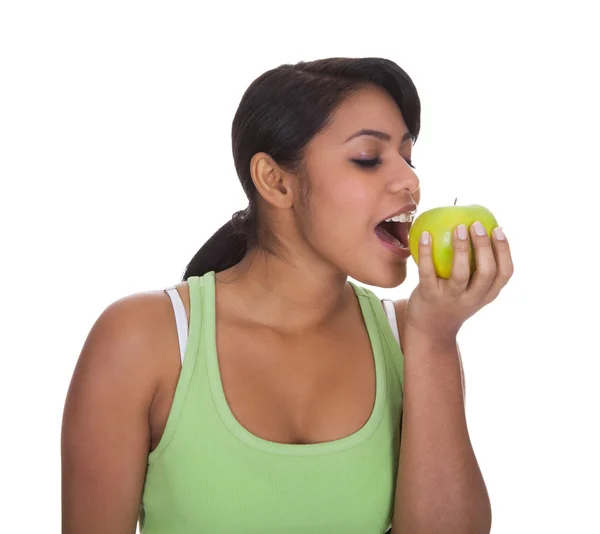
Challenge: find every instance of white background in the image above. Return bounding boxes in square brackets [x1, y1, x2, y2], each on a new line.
[1, 1, 598, 532]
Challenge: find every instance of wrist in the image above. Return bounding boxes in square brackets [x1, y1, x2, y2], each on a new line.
[403, 323, 459, 352]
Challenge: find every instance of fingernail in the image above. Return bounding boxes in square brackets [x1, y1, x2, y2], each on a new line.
[457, 225, 468, 240]
[473, 221, 486, 236]
[421, 231, 430, 245]
[494, 227, 506, 240]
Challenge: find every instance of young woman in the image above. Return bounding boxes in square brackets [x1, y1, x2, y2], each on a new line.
[61, 57, 513, 533]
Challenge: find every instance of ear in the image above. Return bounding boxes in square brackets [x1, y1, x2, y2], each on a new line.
[250, 152, 296, 209]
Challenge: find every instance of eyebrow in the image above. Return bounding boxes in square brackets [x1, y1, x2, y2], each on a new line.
[344, 129, 414, 144]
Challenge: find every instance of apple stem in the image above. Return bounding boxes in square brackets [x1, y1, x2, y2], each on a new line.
[454, 197, 458, 206]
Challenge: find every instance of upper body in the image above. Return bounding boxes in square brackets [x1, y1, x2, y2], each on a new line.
[62, 57, 512, 533]
[61, 273, 412, 533]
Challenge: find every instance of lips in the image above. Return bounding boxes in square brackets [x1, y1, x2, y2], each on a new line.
[380, 203, 417, 224]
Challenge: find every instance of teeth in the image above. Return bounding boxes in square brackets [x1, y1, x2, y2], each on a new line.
[385, 211, 415, 223]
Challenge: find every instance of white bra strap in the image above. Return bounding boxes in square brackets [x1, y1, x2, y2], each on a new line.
[382, 300, 400, 345]
[165, 287, 189, 364]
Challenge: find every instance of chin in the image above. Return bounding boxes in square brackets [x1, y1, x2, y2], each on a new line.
[347, 261, 408, 289]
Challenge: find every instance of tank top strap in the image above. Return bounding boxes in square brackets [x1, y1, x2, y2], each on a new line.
[164, 287, 189, 364]
[148, 274, 206, 464]
[349, 282, 404, 389]
[381, 300, 400, 345]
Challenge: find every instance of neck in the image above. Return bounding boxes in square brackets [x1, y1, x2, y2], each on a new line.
[215, 247, 351, 332]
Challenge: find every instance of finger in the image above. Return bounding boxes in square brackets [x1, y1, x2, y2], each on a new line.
[417, 231, 439, 294]
[466, 221, 497, 298]
[482, 226, 514, 304]
[448, 224, 471, 292]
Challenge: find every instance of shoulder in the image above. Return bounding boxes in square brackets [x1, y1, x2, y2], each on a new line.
[91, 283, 189, 355]
[72, 282, 191, 403]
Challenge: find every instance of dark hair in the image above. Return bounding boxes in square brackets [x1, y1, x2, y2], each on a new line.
[182, 57, 421, 281]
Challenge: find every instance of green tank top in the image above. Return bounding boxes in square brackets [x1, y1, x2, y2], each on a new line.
[139, 271, 404, 533]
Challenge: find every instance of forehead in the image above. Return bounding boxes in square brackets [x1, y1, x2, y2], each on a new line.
[323, 84, 408, 141]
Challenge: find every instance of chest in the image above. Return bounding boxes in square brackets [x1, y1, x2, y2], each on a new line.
[216, 320, 376, 445]
[143, 320, 400, 534]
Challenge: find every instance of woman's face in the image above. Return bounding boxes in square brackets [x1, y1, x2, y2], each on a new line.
[296, 84, 421, 288]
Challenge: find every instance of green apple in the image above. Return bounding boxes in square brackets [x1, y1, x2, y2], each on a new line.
[408, 204, 498, 279]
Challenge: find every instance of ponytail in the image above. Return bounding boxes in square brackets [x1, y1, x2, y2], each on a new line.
[182, 207, 256, 280]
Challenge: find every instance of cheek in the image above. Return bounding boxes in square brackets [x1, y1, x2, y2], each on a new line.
[313, 161, 374, 209]
[309, 177, 376, 238]
[338, 179, 374, 209]
[300, 154, 379, 241]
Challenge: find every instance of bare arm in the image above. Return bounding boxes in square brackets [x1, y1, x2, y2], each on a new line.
[61, 293, 169, 534]
[391, 299, 491, 534]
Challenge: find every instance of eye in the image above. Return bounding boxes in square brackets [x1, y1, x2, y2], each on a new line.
[351, 157, 416, 170]
[351, 157, 382, 169]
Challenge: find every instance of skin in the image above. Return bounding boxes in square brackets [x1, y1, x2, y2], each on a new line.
[61, 84, 513, 533]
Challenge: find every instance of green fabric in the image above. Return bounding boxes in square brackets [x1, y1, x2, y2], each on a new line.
[140, 271, 404, 533]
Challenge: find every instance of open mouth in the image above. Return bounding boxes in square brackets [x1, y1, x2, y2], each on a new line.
[375, 212, 414, 249]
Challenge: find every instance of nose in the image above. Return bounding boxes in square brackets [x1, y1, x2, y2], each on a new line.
[387, 162, 420, 204]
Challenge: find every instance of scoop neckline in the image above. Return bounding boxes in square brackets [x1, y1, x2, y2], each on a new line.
[203, 271, 387, 456]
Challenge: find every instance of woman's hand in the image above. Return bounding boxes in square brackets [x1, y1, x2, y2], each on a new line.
[405, 221, 514, 342]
